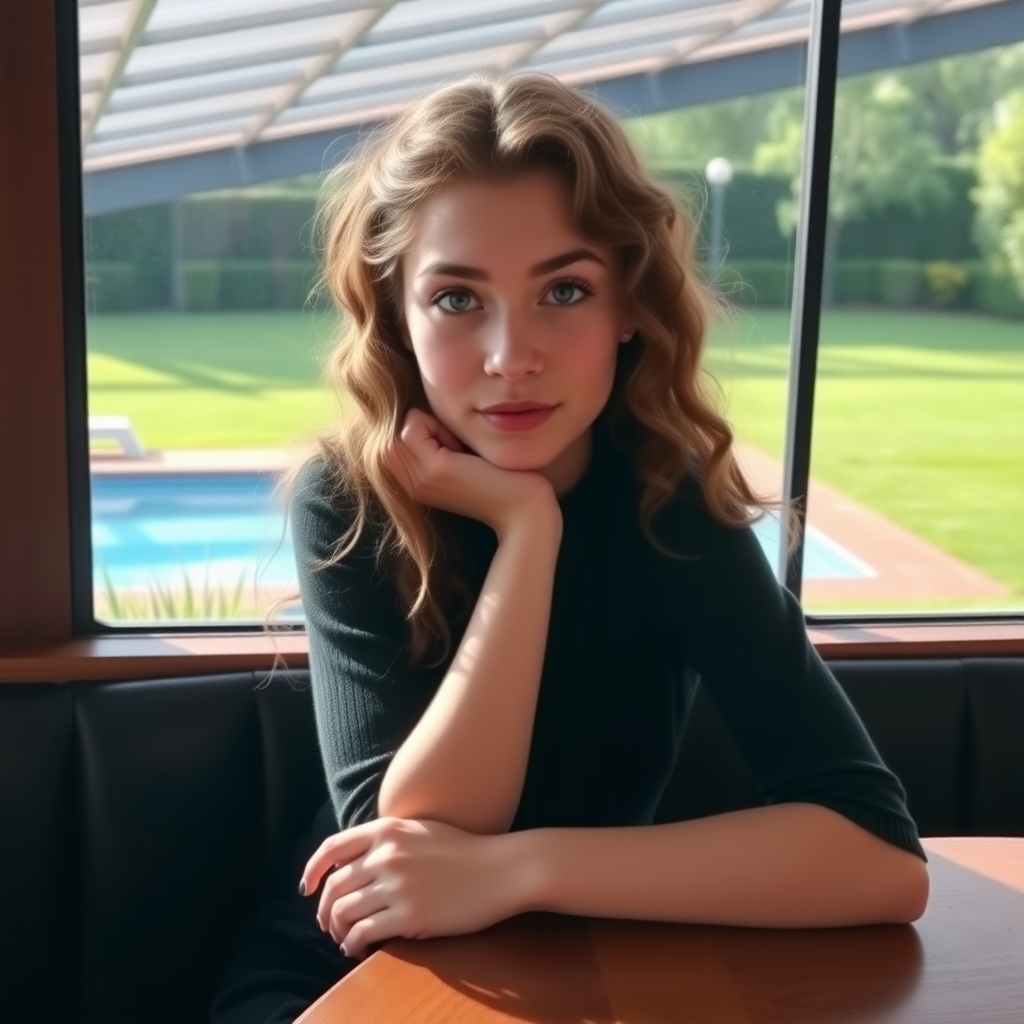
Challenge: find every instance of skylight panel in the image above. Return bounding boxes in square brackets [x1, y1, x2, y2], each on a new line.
[123, 11, 367, 82]
[303, 43, 521, 103]
[80, 51, 116, 90]
[97, 86, 283, 136]
[77, 0, 135, 52]
[106, 58, 308, 113]
[367, 0, 578, 45]
[145, 0, 370, 40]
[90, 115, 251, 154]
[586, 0, 732, 30]
[332, 13, 553, 73]
[534, 8, 732, 60]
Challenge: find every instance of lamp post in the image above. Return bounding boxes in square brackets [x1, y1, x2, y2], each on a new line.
[704, 156, 734, 281]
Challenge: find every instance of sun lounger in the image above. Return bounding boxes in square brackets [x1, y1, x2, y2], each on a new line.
[88, 415, 147, 459]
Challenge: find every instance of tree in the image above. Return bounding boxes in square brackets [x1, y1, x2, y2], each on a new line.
[623, 91, 788, 171]
[973, 88, 1024, 298]
[753, 73, 950, 302]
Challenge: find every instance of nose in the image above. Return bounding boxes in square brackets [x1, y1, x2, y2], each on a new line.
[483, 309, 543, 380]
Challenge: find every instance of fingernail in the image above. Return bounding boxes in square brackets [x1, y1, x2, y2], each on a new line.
[297, 879, 306, 896]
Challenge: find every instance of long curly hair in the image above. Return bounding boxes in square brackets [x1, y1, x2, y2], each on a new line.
[300, 72, 774, 668]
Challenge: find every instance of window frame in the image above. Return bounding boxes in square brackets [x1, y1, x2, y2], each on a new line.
[0, 0, 1021, 682]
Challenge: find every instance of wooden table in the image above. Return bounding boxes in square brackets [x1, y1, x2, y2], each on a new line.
[296, 838, 1024, 1023]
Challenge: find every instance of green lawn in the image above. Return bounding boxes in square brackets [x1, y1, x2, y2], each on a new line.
[87, 311, 342, 449]
[87, 308, 1024, 606]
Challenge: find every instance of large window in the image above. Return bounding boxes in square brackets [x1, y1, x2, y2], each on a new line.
[803, 23, 1024, 616]
[74, 0, 1024, 630]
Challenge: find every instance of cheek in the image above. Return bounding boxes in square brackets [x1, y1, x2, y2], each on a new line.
[407, 324, 478, 396]
[546, 311, 620, 375]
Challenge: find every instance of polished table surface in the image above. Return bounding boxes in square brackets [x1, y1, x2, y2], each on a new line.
[296, 838, 1024, 1023]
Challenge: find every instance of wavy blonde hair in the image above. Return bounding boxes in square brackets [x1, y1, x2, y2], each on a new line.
[300, 72, 773, 668]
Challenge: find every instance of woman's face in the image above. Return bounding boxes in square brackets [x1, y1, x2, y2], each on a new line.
[399, 169, 631, 495]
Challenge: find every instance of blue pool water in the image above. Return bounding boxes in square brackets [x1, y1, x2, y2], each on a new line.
[91, 472, 874, 598]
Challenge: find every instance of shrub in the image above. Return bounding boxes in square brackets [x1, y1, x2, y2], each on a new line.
[972, 266, 1024, 319]
[721, 259, 792, 308]
[877, 259, 923, 306]
[219, 260, 274, 310]
[834, 260, 879, 304]
[923, 261, 970, 307]
[274, 260, 322, 310]
[86, 261, 138, 312]
[181, 261, 220, 312]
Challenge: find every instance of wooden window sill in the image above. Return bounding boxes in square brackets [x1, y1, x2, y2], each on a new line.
[0, 621, 1022, 683]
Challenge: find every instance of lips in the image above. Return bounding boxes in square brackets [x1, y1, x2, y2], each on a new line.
[479, 401, 555, 413]
[478, 403, 557, 433]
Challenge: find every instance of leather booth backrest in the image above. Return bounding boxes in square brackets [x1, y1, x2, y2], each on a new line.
[1, 658, 1022, 1024]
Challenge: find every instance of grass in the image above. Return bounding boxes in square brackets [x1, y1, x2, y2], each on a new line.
[86, 307, 1024, 609]
[86, 311, 342, 448]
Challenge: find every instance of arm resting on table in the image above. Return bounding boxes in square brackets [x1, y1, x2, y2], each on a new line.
[505, 802, 929, 927]
[378, 510, 562, 835]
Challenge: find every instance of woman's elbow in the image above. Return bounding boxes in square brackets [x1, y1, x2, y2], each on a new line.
[886, 852, 930, 923]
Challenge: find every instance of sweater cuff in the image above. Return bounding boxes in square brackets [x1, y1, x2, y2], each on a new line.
[799, 798, 928, 862]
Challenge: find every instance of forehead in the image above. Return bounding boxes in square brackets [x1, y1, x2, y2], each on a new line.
[404, 170, 599, 273]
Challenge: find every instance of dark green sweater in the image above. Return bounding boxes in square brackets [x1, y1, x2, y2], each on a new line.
[292, 413, 925, 860]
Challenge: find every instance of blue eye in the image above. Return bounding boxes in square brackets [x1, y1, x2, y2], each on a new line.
[545, 279, 593, 306]
[435, 289, 478, 314]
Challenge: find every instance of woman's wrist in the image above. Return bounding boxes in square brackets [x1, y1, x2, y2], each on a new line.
[486, 828, 552, 917]
[494, 496, 563, 546]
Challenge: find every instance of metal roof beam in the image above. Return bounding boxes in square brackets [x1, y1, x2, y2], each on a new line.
[653, 0, 793, 71]
[241, 1, 398, 146]
[142, 1, 372, 46]
[498, 1, 613, 72]
[83, 0, 1024, 214]
[82, 0, 158, 146]
[108, 65, 303, 114]
[369, 0, 580, 47]
[119, 42, 331, 89]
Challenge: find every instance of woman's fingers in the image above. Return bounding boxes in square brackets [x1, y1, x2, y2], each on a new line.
[431, 418, 468, 454]
[328, 885, 391, 949]
[340, 907, 406, 961]
[300, 824, 375, 897]
[316, 861, 373, 931]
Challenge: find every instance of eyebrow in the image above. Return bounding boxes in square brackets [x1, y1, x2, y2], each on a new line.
[417, 248, 606, 281]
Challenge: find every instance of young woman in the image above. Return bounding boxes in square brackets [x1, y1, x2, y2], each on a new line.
[211, 73, 928, 1024]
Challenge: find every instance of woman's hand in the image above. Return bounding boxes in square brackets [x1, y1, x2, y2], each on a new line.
[384, 408, 559, 539]
[299, 817, 531, 960]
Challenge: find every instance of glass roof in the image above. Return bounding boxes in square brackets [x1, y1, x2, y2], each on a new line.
[78, 0, 1009, 172]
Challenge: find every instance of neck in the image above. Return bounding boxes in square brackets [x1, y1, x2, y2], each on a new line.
[541, 427, 593, 498]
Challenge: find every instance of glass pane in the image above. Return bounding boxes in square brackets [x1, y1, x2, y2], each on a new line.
[77, 0, 820, 626]
[83, 174, 335, 625]
[803, 20, 1024, 614]
[625, 88, 811, 580]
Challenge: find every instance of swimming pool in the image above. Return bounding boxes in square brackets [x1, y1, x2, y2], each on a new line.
[91, 472, 874, 605]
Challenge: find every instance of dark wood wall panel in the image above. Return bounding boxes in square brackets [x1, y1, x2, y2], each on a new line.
[0, 1, 72, 642]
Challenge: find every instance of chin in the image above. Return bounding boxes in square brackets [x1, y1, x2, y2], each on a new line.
[472, 439, 555, 472]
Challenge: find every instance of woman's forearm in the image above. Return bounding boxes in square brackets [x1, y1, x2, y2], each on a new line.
[504, 803, 929, 927]
[378, 507, 562, 834]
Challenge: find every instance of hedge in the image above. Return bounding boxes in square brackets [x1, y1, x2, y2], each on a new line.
[181, 261, 220, 312]
[87, 259, 324, 312]
[834, 260, 878, 304]
[877, 259, 924, 307]
[717, 258, 1024, 318]
[81, 165, 985, 311]
[971, 266, 1024, 319]
[86, 262, 139, 312]
[720, 260, 792, 308]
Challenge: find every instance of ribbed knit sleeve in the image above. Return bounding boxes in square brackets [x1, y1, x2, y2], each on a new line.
[654, 477, 927, 862]
[291, 460, 440, 830]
